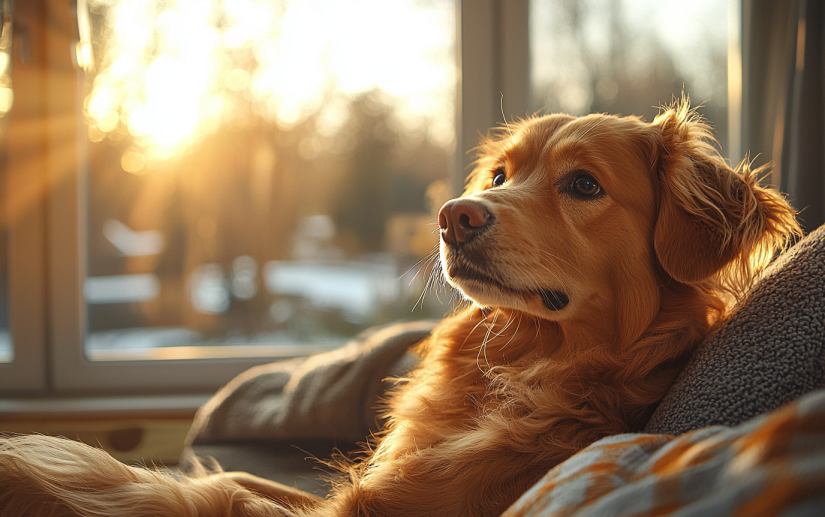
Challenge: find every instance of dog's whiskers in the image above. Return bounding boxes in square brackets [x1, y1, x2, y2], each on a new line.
[532, 262, 571, 295]
[478, 309, 502, 373]
[538, 249, 584, 277]
[579, 116, 608, 138]
[412, 246, 447, 312]
[404, 246, 439, 281]
[494, 312, 521, 352]
[461, 309, 494, 351]
[513, 264, 545, 295]
[501, 92, 513, 137]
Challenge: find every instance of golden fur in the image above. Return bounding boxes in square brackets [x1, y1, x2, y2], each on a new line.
[0, 100, 800, 517]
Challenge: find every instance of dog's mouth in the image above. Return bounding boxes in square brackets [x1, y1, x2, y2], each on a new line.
[447, 265, 570, 312]
[538, 289, 569, 311]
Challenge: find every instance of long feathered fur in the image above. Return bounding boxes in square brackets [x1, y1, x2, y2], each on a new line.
[0, 434, 290, 517]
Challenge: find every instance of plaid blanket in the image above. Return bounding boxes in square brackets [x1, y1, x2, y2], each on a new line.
[504, 389, 825, 517]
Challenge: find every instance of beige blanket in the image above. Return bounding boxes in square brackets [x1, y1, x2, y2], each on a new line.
[186, 320, 436, 446]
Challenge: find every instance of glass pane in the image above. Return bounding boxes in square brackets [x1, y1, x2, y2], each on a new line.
[530, 0, 729, 152]
[0, 30, 10, 363]
[83, 0, 455, 360]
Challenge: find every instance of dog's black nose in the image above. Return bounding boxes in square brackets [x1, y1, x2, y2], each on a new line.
[438, 199, 492, 244]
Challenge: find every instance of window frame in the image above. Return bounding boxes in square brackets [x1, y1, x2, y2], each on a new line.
[0, 0, 50, 394]
[0, 0, 531, 396]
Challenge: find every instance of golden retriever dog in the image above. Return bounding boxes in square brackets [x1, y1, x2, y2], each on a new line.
[0, 99, 800, 517]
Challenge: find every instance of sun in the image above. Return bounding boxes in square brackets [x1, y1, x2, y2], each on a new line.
[84, 0, 455, 166]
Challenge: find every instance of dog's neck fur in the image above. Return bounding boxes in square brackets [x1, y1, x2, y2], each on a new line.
[365, 280, 724, 505]
[406, 278, 724, 432]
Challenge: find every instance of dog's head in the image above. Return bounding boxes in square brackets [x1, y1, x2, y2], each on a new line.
[438, 100, 798, 342]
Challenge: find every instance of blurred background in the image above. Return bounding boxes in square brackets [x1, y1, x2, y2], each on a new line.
[0, 0, 743, 398]
[78, 0, 458, 359]
[72, 0, 728, 362]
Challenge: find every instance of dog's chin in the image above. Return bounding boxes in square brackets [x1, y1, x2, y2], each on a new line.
[445, 265, 570, 317]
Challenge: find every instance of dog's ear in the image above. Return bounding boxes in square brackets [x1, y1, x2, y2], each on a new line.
[651, 100, 800, 295]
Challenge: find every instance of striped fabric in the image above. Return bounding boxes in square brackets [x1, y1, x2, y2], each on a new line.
[505, 389, 825, 517]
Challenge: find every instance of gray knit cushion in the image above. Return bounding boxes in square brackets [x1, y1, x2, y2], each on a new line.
[644, 225, 825, 435]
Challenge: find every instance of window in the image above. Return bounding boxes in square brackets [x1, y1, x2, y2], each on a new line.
[1, 0, 734, 397]
[530, 0, 730, 155]
[80, 0, 455, 361]
[40, 0, 462, 393]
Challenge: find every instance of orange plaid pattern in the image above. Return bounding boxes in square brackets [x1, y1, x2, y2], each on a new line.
[504, 389, 825, 517]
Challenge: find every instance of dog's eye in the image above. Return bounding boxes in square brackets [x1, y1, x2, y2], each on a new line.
[492, 170, 506, 188]
[570, 174, 601, 198]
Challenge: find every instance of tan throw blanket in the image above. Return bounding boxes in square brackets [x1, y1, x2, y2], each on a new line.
[186, 320, 436, 446]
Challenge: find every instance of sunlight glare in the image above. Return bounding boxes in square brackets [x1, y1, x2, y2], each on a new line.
[87, 0, 455, 160]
